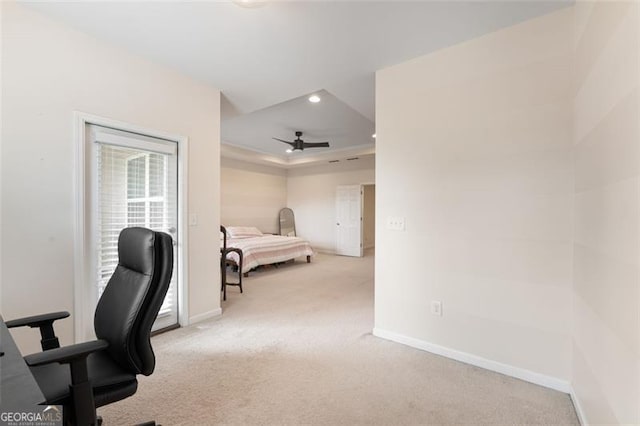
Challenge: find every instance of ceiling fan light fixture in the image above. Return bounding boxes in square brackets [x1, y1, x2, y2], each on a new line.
[285, 149, 293, 153]
[272, 131, 330, 151]
[308, 95, 321, 103]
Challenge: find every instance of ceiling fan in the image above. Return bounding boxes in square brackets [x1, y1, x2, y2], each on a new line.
[273, 131, 330, 151]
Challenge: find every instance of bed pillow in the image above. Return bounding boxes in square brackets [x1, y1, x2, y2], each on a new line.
[226, 226, 264, 239]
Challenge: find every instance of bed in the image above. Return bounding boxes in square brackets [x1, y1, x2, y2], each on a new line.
[222, 226, 314, 276]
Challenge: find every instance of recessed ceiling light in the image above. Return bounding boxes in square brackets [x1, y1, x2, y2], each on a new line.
[308, 95, 321, 103]
[372, 133, 376, 138]
[232, 0, 267, 8]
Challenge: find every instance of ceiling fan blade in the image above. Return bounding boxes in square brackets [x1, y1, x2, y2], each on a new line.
[272, 137, 295, 147]
[302, 142, 330, 148]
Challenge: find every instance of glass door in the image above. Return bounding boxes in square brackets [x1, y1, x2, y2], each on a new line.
[90, 125, 179, 331]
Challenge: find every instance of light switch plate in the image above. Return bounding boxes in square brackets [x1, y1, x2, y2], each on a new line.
[431, 301, 443, 316]
[387, 216, 406, 231]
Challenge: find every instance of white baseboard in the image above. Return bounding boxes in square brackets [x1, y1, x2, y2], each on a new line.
[569, 388, 588, 425]
[372, 328, 571, 394]
[189, 308, 222, 325]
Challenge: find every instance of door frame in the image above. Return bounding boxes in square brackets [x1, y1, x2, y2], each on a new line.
[361, 183, 375, 250]
[73, 112, 190, 342]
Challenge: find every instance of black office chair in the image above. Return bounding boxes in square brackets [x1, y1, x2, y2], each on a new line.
[6, 227, 173, 425]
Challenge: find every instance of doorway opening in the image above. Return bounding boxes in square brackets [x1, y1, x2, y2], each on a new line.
[336, 183, 375, 257]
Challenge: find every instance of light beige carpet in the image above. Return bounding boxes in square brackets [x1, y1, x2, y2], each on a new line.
[100, 250, 579, 425]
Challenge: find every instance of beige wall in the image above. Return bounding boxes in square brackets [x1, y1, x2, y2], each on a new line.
[221, 157, 287, 234]
[287, 156, 375, 253]
[376, 8, 574, 385]
[376, 4, 640, 422]
[572, 2, 640, 424]
[363, 184, 375, 249]
[1, 3, 221, 353]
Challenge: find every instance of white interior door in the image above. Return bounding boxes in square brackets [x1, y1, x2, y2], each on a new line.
[336, 185, 363, 257]
[89, 125, 179, 332]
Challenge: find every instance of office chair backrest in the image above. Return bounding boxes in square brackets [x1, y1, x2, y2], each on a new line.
[93, 227, 174, 376]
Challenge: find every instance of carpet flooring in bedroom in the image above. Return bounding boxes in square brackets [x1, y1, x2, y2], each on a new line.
[99, 250, 579, 425]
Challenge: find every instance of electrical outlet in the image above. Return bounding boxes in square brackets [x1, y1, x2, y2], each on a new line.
[387, 216, 406, 231]
[431, 301, 442, 316]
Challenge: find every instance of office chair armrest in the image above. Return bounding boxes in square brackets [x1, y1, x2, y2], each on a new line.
[6, 311, 71, 351]
[24, 340, 109, 367]
[25, 340, 108, 426]
[5, 311, 70, 329]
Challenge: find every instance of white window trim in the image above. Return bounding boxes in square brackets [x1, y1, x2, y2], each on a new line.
[73, 112, 190, 343]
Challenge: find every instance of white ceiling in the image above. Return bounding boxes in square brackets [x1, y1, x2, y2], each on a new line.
[25, 0, 570, 165]
[222, 89, 375, 156]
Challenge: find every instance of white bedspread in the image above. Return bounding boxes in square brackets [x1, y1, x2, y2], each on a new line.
[224, 235, 314, 274]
